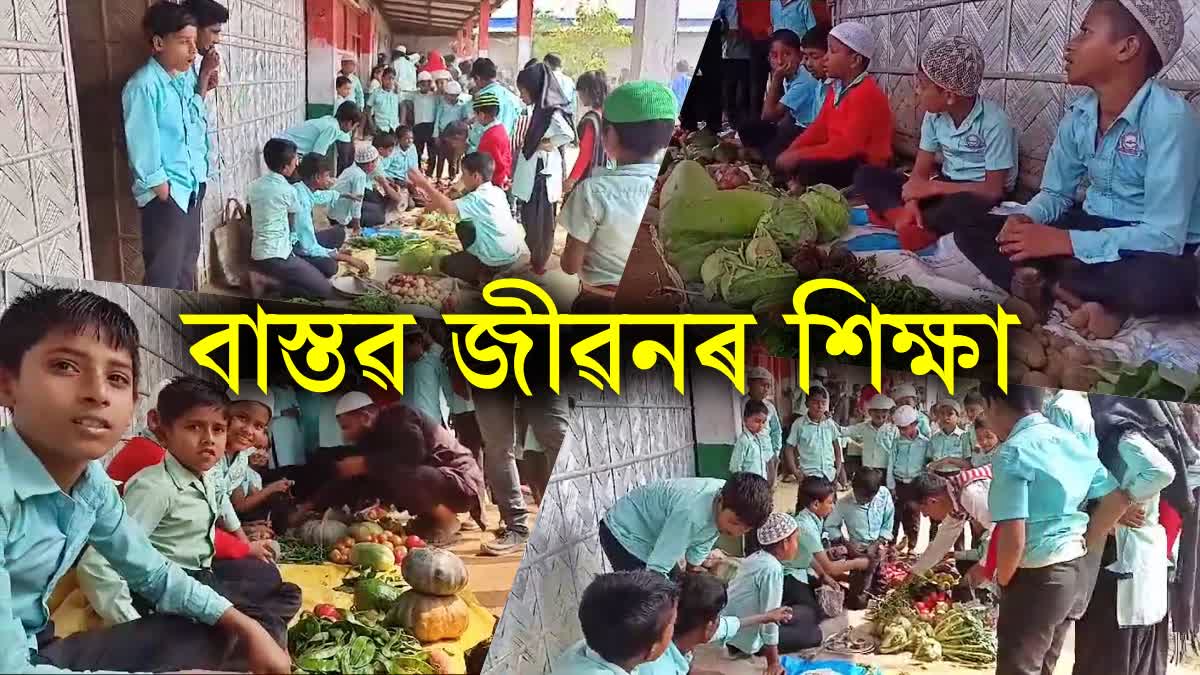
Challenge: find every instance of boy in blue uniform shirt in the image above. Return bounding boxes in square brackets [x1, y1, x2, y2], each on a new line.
[407, 152, 531, 285]
[0, 287, 291, 673]
[561, 80, 676, 312]
[784, 477, 870, 613]
[468, 58, 524, 145]
[824, 468, 893, 608]
[289, 153, 369, 285]
[551, 570, 678, 674]
[958, 0, 1199, 340]
[887, 405, 931, 549]
[123, 3, 209, 291]
[367, 68, 402, 135]
[362, 132, 414, 223]
[782, 385, 843, 484]
[771, 0, 816, 39]
[745, 367, 783, 484]
[340, 58, 365, 110]
[77, 379, 300, 643]
[279, 102, 361, 176]
[643, 571, 790, 675]
[741, 28, 828, 166]
[333, 76, 354, 113]
[329, 143, 384, 234]
[981, 382, 1131, 675]
[599, 474, 773, 577]
[409, 72, 440, 173]
[730, 399, 775, 480]
[856, 35, 1019, 251]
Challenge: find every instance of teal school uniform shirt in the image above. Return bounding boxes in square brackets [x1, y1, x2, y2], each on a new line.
[929, 428, 967, 463]
[123, 58, 209, 212]
[824, 488, 895, 545]
[378, 145, 419, 183]
[770, 0, 816, 40]
[886, 433, 930, 489]
[787, 415, 840, 481]
[454, 182, 531, 267]
[409, 91, 439, 126]
[781, 70, 826, 127]
[988, 412, 1118, 569]
[468, 81, 523, 147]
[1024, 80, 1200, 264]
[640, 616, 741, 675]
[725, 550, 784, 655]
[348, 73, 366, 109]
[247, 172, 299, 261]
[368, 88, 403, 133]
[1106, 430, 1175, 627]
[916, 410, 932, 438]
[1043, 389, 1098, 454]
[550, 640, 636, 674]
[562, 163, 659, 287]
[435, 96, 471, 133]
[603, 478, 725, 576]
[333, 95, 353, 114]
[317, 394, 345, 449]
[0, 425, 232, 672]
[180, 66, 211, 187]
[730, 428, 774, 479]
[282, 116, 351, 157]
[292, 182, 341, 259]
[782, 508, 825, 582]
[329, 164, 370, 225]
[845, 421, 896, 470]
[403, 349, 451, 425]
[919, 97, 1019, 192]
[740, 396, 783, 458]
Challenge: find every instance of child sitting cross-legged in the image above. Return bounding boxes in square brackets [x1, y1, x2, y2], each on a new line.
[362, 131, 416, 225]
[854, 35, 1018, 251]
[550, 570, 679, 674]
[641, 571, 792, 675]
[823, 468, 894, 609]
[289, 152, 369, 284]
[955, 0, 1200, 339]
[726, 512, 821, 671]
[223, 386, 295, 535]
[76, 378, 301, 648]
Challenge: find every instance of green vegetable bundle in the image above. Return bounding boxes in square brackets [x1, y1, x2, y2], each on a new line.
[352, 293, 406, 314]
[798, 184, 852, 243]
[349, 236, 432, 259]
[278, 538, 328, 565]
[289, 609, 436, 674]
[933, 608, 997, 665]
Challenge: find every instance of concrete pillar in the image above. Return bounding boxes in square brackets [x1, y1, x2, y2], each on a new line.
[631, 0, 680, 82]
[478, 0, 491, 58]
[516, 0, 533, 71]
[306, 0, 336, 119]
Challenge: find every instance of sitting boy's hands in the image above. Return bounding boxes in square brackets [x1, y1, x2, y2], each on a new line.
[997, 215, 1073, 261]
[248, 540, 277, 563]
[765, 606, 794, 624]
[901, 177, 938, 202]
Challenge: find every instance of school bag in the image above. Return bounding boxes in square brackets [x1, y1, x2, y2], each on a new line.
[209, 199, 253, 289]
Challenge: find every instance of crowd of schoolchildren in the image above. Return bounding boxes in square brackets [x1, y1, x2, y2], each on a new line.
[686, 0, 1200, 342]
[120, 0, 679, 310]
[551, 365, 1200, 675]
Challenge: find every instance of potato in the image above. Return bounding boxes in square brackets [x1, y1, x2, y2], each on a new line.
[1042, 355, 1064, 382]
[1061, 367, 1101, 392]
[1049, 334, 1071, 351]
[1067, 307, 1090, 330]
[1008, 359, 1030, 382]
[1061, 345, 1092, 365]
[1003, 297, 1039, 329]
[1022, 370, 1056, 388]
[1011, 329, 1048, 370]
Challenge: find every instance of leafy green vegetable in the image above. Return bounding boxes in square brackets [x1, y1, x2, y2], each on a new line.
[743, 225, 783, 267]
[290, 609, 435, 674]
[723, 265, 800, 308]
[1093, 360, 1200, 402]
[278, 537, 329, 565]
[352, 292, 406, 314]
[798, 184, 851, 243]
[349, 235, 432, 258]
[756, 194, 817, 254]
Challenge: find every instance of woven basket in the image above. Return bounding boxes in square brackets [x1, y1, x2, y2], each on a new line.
[816, 583, 846, 619]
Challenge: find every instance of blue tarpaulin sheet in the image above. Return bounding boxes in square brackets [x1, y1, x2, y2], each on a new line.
[781, 656, 882, 675]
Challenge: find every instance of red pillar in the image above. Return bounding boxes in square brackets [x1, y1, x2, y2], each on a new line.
[516, 0, 533, 68]
[478, 0, 491, 58]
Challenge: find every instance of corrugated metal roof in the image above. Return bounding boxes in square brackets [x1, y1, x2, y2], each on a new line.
[375, 0, 513, 35]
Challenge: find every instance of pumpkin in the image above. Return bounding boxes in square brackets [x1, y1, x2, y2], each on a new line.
[354, 577, 404, 611]
[298, 520, 349, 548]
[348, 521, 385, 543]
[386, 591, 470, 642]
[402, 547, 468, 596]
[349, 542, 395, 571]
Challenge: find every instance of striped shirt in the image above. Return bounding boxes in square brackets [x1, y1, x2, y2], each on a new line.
[949, 465, 993, 521]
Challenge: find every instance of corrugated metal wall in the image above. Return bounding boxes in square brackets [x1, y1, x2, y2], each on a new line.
[482, 365, 697, 675]
[68, 0, 306, 285]
[0, 271, 237, 456]
[0, 0, 92, 279]
[838, 0, 1200, 194]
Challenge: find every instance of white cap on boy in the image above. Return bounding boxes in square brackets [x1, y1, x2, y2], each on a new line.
[757, 512, 799, 546]
[867, 394, 896, 411]
[829, 21, 875, 60]
[335, 391, 375, 417]
[893, 405, 918, 428]
[228, 383, 275, 416]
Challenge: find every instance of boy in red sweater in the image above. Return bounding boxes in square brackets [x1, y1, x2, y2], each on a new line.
[472, 91, 512, 190]
[777, 21, 894, 189]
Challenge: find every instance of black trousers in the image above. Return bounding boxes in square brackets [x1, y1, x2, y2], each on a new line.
[140, 183, 205, 291]
[854, 165, 995, 237]
[39, 558, 301, 672]
[785, 157, 866, 190]
[996, 552, 1098, 675]
[435, 142, 462, 181]
[599, 519, 647, 572]
[335, 141, 354, 176]
[955, 209, 1200, 316]
[519, 160, 557, 272]
[747, 40, 772, 122]
[739, 118, 803, 168]
[722, 58, 750, 129]
[1073, 569, 1168, 675]
[892, 479, 921, 545]
[250, 254, 337, 299]
[413, 122, 436, 169]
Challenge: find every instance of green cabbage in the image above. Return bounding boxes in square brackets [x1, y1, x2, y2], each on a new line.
[723, 265, 800, 308]
[702, 249, 745, 300]
[743, 225, 783, 267]
[756, 195, 817, 254]
[799, 183, 852, 243]
[668, 237, 749, 282]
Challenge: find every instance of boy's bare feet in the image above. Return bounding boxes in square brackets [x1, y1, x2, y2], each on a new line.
[1077, 301, 1126, 340]
[1011, 267, 1048, 321]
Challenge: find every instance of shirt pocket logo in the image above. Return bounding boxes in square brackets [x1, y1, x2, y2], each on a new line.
[963, 133, 986, 152]
[1117, 130, 1142, 157]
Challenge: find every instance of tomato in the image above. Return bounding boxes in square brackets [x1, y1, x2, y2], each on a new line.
[394, 547, 407, 565]
[406, 535, 426, 550]
[314, 604, 342, 621]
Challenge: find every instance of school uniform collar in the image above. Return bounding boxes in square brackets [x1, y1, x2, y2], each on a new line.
[599, 162, 659, 179]
[4, 425, 64, 501]
[162, 451, 207, 493]
[799, 414, 826, 426]
[797, 507, 823, 528]
[1005, 411, 1052, 444]
[833, 71, 869, 104]
[147, 56, 190, 86]
[940, 96, 985, 135]
[262, 171, 291, 188]
[1068, 79, 1156, 131]
[935, 427, 964, 438]
[580, 644, 636, 674]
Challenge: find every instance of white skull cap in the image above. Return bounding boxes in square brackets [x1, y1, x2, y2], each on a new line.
[336, 391, 375, 416]
[893, 405, 918, 427]
[867, 394, 896, 411]
[814, 366, 829, 379]
[228, 383, 275, 416]
[147, 378, 176, 410]
[747, 366, 774, 382]
[354, 142, 380, 164]
[891, 384, 917, 400]
[829, 21, 875, 60]
[757, 512, 799, 546]
[444, 81, 463, 95]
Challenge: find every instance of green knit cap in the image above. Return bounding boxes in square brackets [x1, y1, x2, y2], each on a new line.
[603, 80, 678, 124]
[473, 92, 500, 110]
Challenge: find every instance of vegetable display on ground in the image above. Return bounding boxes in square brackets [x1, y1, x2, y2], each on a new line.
[289, 609, 440, 674]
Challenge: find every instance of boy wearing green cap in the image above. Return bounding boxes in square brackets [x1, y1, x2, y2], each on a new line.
[560, 80, 677, 312]
[472, 91, 513, 190]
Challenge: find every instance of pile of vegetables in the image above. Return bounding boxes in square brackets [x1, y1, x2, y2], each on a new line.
[278, 538, 330, 565]
[352, 292, 408, 314]
[698, 226, 799, 311]
[1006, 323, 1140, 392]
[288, 608, 450, 674]
[349, 235, 427, 259]
[386, 548, 473, 643]
[1092, 359, 1200, 402]
[868, 570, 997, 665]
[386, 274, 450, 309]
[416, 212, 458, 237]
